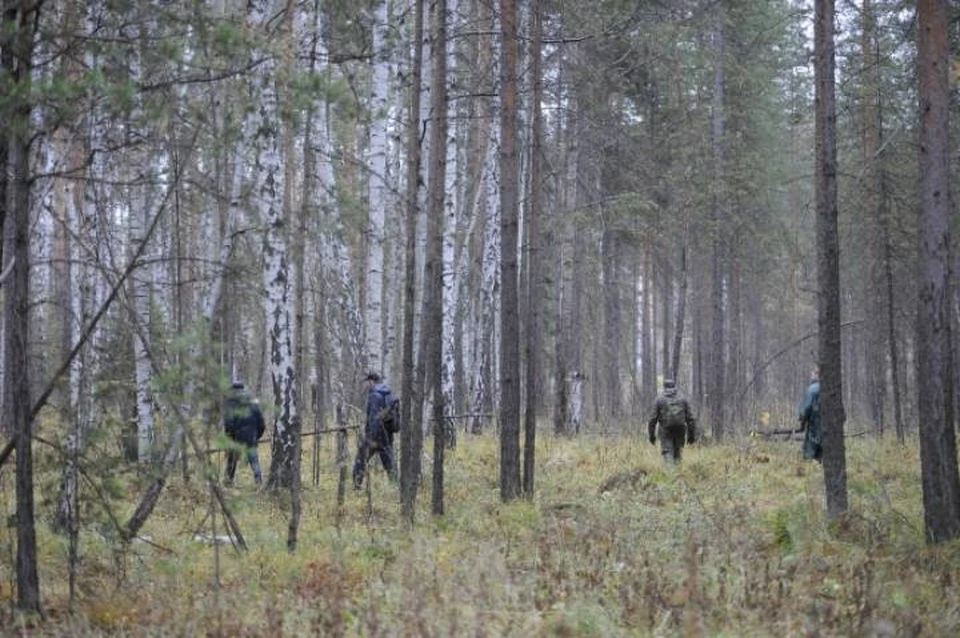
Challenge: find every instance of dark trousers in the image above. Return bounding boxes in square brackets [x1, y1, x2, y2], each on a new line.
[226, 440, 263, 485]
[659, 428, 686, 464]
[353, 427, 395, 487]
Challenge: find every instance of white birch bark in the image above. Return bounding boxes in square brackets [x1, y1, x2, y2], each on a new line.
[440, 0, 460, 410]
[246, 0, 298, 486]
[131, 188, 155, 462]
[470, 128, 500, 433]
[131, 3, 156, 462]
[364, 0, 391, 375]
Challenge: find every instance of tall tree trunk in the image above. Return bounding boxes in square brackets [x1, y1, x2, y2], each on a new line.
[709, 7, 726, 441]
[3, 0, 41, 613]
[643, 245, 656, 403]
[814, 0, 849, 521]
[671, 246, 688, 382]
[523, 0, 542, 497]
[400, 0, 425, 525]
[861, 0, 885, 434]
[499, 0, 521, 501]
[426, 0, 448, 517]
[553, 35, 576, 436]
[884, 212, 905, 442]
[602, 227, 622, 416]
[916, 0, 960, 543]
[131, 5, 158, 462]
[661, 248, 672, 385]
[727, 253, 742, 425]
[251, 0, 298, 491]
[441, 0, 462, 441]
[284, 0, 302, 552]
[364, 0, 390, 374]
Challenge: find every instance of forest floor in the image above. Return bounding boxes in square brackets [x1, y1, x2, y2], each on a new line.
[1, 427, 958, 636]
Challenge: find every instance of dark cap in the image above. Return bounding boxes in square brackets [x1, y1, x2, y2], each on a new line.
[663, 378, 676, 389]
[364, 371, 381, 383]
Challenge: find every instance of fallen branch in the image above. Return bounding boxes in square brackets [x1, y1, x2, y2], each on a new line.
[753, 427, 804, 437]
[0, 257, 14, 286]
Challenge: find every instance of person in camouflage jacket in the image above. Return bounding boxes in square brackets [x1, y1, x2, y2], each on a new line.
[647, 379, 697, 464]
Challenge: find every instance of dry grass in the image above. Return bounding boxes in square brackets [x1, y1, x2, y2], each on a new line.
[1, 429, 958, 636]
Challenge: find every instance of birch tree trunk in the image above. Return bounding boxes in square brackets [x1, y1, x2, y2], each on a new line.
[916, 0, 960, 543]
[364, 0, 391, 374]
[441, 0, 461, 446]
[471, 130, 499, 436]
[246, 0, 298, 490]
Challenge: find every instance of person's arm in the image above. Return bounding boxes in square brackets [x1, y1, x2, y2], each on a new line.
[252, 403, 265, 440]
[798, 386, 813, 431]
[647, 400, 660, 444]
[685, 401, 697, 443]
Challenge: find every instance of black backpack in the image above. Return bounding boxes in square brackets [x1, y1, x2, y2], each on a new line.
[661, 395, 687, 432]
[379, 396, 401, 433]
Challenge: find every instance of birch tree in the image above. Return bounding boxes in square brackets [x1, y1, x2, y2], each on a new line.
[244, 0, 299, 490]
[364, 0, 391, 374]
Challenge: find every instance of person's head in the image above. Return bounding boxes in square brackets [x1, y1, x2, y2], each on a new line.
[229, 381, 250, 401]
[809, 368, 819, 383]
[364, 371, 381, 388]
[663, 378, 676, 390]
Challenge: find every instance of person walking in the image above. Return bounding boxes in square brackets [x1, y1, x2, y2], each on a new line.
[797, 368, 822, 462]
[353, 371, 397, 489]
[647, 379, 697, 464]
[223, 381, 265, 485]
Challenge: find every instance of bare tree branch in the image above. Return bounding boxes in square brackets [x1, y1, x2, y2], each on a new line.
[0, 257, 14, 286]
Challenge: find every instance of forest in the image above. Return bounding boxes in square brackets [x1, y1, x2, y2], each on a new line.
[1, 0, 959, 634]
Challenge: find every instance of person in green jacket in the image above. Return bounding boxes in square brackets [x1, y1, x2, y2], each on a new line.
[797, 369, 822, 462]
[224, 382, 265, 485]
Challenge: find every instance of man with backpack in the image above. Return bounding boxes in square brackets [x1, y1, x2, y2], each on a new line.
[223, 381, 266, 485]
[797, 368, 822, 462]
[353, 371, 398, 489]
[647, 379, 697, 464]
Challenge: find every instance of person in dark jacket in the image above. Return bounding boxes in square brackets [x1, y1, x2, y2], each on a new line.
[224, 382, 265, 485]
[352, 371, 397, 489]
[797, 368, 822, 462]
[647, 379, 697, 464]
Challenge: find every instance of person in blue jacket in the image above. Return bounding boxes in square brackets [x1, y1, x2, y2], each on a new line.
[353, 371, 397, 489]
[797, 369, 822, 462]
[224, 382, 265, 485]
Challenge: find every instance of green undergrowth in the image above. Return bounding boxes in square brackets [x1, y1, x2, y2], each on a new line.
[1, 431, 957, 636]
